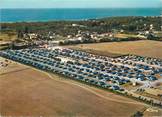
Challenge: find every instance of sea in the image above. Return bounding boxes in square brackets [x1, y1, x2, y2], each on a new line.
[0, 8, 161, 22]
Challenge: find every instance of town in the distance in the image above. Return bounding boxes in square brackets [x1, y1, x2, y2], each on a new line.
[0, 16, 162, 116]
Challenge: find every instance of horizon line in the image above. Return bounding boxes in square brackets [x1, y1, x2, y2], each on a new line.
[0, 7, 161, 9]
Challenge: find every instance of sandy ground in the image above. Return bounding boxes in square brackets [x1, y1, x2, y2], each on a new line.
[68, 40, 162, 59]
[0, 59, 147, 117]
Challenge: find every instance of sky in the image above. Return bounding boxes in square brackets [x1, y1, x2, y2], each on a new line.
[0, 0, 161, 8]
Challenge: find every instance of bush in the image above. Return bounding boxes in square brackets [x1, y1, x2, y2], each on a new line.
[132, 111, 143, 117]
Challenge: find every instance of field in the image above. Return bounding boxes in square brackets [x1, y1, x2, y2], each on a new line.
[0, 58, 148, 116]
[67, 40, 162, 59]
[0, 32, 17, 50]
[0, 32, 17, 42]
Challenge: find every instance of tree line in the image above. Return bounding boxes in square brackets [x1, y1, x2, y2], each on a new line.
[1, 16, 161, 36]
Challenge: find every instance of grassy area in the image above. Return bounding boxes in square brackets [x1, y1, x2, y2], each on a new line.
[114, 33, 140, 38]
[68, 47, 124, 58]
[68, 40, 162, 59]
[0, 31, 17, 42]
[0, 45, 9, 50]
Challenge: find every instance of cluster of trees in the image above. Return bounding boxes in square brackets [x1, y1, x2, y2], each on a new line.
[1, 16, 161, 36]
[123, 92, 162, 108]
[59, 38, 96, 45]
[147, 33, 160, 40]
[132, 111, 143, 117]
[59, 37, 142, 45]
[17, 26, 30, 38]
[100, 37, 142, 42]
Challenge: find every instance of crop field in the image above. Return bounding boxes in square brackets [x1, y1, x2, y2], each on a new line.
[0, 58, 147, 116]
[68, 40, 162, 59]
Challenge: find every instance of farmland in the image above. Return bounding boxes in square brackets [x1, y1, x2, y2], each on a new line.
[68, 40, 162, 59]
[0, 57, 147, 116]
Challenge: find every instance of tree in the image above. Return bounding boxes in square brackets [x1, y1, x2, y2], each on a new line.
[59, 41, 64, 45]
[9, 41, 14, 49]
[133, 111, 143, 117]
[128, 25, 137, 32]
[24, 26, 29, 34]
[17, 30, 23, 38]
